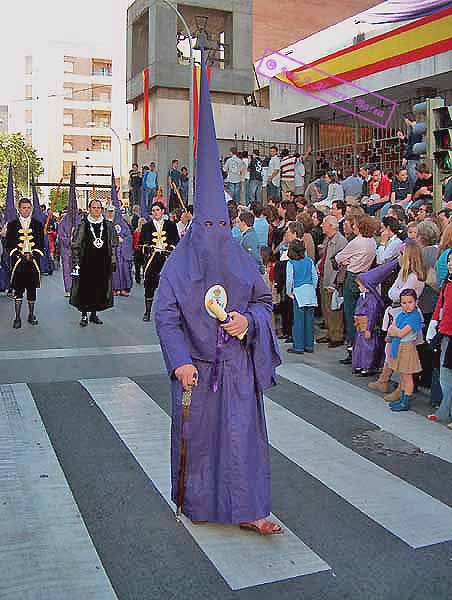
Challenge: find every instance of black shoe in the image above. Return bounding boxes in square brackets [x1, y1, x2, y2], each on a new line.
[80, 316, 88, 327]
[143, 313, 151, 322]
[285, 336, 293, 343]
[13, 318, 22, 329]
[89, 315, 103, 324]
[340, 355, 352, 365]
[328, 340, 344, 348]
[356, 369, 374, 377]
[304, 348, 314, 353]
[28, 315, 38, 325]
[287, 348, 304, 354]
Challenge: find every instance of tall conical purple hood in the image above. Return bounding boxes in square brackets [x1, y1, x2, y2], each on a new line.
[110, 169, 133, 254]
[359, 259, 399, 307]
[111, 170, 126, 228]
[58, 165, 80, 240]
[32, 178, 45, 223]
[193, 50, 229, 226]
[5, 164, 17, 223]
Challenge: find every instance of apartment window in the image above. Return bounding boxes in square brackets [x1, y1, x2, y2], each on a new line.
[92, 136, 111, 151]
[63, 161, 74, 177]
[64, 61, 74, 73]
[63, 136, 73, 152]
[63, 113, 73, 125]
[26, 126, 33, 136]
[92, 111, 111, 127]
[92, 60, 112, 76]
[25, 109, 32, 123]
[25, 85, 32, 100]
[64, 87, 73, 99]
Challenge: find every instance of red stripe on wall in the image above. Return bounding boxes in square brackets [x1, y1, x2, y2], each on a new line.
[295, 36, 452, 91]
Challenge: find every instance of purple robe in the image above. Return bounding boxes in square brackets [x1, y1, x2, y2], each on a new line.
[352, 292, 384, 371]
[111, 222, 133, 292]
[155, 49, 280, 524]
[58, 216, 74, 293]
[352, 259, 399, 371]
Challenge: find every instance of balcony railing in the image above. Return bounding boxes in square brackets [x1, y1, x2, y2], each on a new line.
[92, 68, 112, 76]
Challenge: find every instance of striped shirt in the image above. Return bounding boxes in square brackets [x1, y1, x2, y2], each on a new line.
[280, 156, 296, 181]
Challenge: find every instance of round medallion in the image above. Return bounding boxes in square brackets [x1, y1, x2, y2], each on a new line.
[93, 238, 104, 249]
[204, 285, 227, 317]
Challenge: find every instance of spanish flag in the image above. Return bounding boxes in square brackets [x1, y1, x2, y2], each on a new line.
[193, 64, 212, 158]
[279, 5, 452, 92]
[143, 67, 150, 148]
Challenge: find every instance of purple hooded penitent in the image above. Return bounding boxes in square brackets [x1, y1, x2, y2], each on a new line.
[32, 178, 53, 275]
[59, 165, 81, 293]
[352, 259, 399, 371]
[5, 164, 16, 223]
[110, 170, 133, 293]
[154, 51, 281, 524]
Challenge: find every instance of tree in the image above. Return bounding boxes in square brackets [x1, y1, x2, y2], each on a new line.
[49, 187, 69, 213]
[0, 133, 43, 204]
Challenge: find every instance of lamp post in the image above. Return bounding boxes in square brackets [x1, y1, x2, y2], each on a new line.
[158, 0, 194, 204]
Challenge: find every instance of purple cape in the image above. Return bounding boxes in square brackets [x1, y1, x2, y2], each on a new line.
[58, 166, 80, 292]
[110, 171, 133, 292]
[155, 50, 280, 523]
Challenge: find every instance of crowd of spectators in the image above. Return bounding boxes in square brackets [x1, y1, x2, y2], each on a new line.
[222, 142, 452, 425]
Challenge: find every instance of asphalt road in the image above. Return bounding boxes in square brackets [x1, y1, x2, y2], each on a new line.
[1, 271, 452, 600]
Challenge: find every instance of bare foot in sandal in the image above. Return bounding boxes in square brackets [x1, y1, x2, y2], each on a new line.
[240, 519, 283, 535]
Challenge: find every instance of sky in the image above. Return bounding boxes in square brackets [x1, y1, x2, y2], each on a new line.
[0, 0, 131, 106]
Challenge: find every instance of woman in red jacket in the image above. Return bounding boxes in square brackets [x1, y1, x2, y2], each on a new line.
[427, 249, 452, 427]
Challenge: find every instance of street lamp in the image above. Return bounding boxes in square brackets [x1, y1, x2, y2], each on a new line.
[158, 0, 195, 204]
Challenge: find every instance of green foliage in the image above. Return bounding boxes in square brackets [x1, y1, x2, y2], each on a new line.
[49, 187, 69, 213]
[0, 133, 43, 204]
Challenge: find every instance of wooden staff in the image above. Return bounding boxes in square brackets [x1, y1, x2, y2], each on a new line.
[171, 181, 187, 212]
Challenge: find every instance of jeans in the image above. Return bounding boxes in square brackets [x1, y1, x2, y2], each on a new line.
[407, 159, 418, 190]
[343, 272, 360, 347]
[143, 188, 156, 210]
[267, 182, 280, 201]
[248, 180, 262, 204]
[434, 338, 452, 421]
[292, 304, 315, 352]
[228, 182, 241, 203]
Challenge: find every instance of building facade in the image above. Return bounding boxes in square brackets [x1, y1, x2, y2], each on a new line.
[126, 0, 294, 179]
[0, 105, 8, 134]
[10, 41, 130, 200]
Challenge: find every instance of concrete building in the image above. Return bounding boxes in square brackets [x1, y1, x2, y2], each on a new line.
[9, 40, 130, 200]
[126, 0, 294, 177]
[0, 105, 8, 134]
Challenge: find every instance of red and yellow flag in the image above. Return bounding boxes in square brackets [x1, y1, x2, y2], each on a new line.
[279, 5, 452, 92]
[142, 67, 150, 148]
[193, 64, 212, 158]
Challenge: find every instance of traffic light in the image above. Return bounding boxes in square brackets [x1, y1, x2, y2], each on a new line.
[433, 106, 452, 172]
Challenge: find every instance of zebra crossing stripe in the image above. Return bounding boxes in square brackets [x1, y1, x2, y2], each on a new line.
[278, 363, 452, 466]
[264, 394, 452, 548]
[0, 384, 118, 600]
[79, 377, 331, 591]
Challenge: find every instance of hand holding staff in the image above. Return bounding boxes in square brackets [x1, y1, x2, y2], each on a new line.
[206, 299, 248, 340]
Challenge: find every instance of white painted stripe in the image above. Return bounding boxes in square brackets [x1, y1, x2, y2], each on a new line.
[278, 362, 452, 466]
[0, 344, 161, 361]
[264, 394, 452, 548]
[0, 384, 118, 600]
[80, 377, 330, 591]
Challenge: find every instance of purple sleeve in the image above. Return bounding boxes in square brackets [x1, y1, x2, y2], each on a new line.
[366, 294, 382, 332]
[154, 275, 193, 377]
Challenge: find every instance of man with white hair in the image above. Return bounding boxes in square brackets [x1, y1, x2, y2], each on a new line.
[316, 215, 347, 348]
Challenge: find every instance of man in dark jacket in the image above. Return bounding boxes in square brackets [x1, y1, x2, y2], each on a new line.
[70, 199, 118, 327]
[6, 197, 44, 328]
[139, 201, 179, 321]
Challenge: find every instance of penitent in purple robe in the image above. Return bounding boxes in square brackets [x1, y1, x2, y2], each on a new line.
[58, 166, 80, 293]
[352, 259, 399, 371]
[155, 50, 281, 524]
[110, 171, 133, 293]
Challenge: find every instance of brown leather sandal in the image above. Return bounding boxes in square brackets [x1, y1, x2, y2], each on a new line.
[240, 520, 283, 535]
